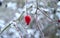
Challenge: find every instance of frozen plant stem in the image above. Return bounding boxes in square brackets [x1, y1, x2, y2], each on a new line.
[0, 12, 24, 35]
[13, 23, 22, 38]
[0, 23, 12, 34]
[38, 8, 57, 24]
[35, 0, 45, 38]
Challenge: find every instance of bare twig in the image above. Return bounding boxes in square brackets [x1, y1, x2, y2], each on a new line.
[0, 12, 24, 35]
[13, 23, 23, 38]
[0, 22, 12, 34]
[38, 8, 57, 24]
[35, 0, 45, 38]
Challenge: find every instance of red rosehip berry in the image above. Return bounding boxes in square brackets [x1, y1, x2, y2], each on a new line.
[24, 15, 31, 25]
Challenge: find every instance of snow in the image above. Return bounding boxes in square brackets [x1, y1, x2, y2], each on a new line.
[50, 14, 54, 19]
[27, 0, 36, 3]
[7, 2, 17, 10]
[56, 8, 60, 12]
[15, 13, 20, 18]
[0, 20, 5, 28]
[35, 31, 40, 38]
[13, 13, 20, 20]
[57, 1, 60, 6]
[1, 0, 60, 38]
[40, 7, 50, 12]
[24, 4, 33, 8]
[0, 0, 3, 2]
[18, 8, 23, 13]
[3, 35, 7, 38]
[39, 2, 45, 6]
[31, 8, 36, 14]
[56, 30, 60, 36]
[0, 20, 5, 24]
[9, 28, 16, 33]
[56, 12, 60, 19]
[27, 29, 35, 35]
[37, 15, 44, 20]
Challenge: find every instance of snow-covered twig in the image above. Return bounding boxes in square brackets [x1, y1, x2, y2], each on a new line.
[38, 8, 57, 24]
[0, 12, 24, 35]
[35, 0, 45, 38]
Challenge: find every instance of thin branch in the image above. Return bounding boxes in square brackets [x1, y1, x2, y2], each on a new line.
[38, 8, 57, 24]
[0, 12, 24, 34]
[0, 23, 12, 34]
[35, 0, 45, 38]
[37, 24, 45, 38]
[13, 23, 23, 38]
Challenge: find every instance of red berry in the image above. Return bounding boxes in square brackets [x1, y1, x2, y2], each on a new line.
[58, 20, 60, 23]
[24, 15, 31, 25]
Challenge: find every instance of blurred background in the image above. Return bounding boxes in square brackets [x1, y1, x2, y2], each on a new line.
[0, 0, 60, 38]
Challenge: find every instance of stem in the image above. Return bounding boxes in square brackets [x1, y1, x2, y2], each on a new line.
[13, 24, 22, 38]
[35, 0, 45, 38]
[0, 12, 24, 35]
[37, 24, 45, 38]
[38, 8, 57, 24]
[0, 23, 12, 34]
